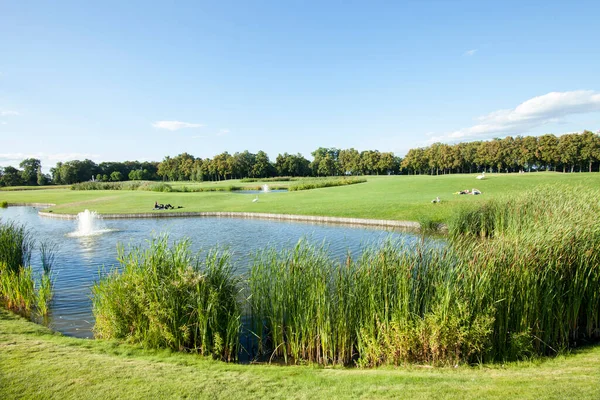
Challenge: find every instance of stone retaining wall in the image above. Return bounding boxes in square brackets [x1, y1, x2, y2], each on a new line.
[7, 203, 420, 230]
[36, 209, 419, 230]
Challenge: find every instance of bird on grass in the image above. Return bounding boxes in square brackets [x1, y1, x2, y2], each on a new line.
[476, 171, 486, 180]
[431, 196, 441, 203]
[252, 195, 259, 203]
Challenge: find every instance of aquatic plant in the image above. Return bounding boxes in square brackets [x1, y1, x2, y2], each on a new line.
[0, 220, 33, 274]
[248, 186, 600, 365]
[447, 186, 600, 359]
[0, 221, 54, 318]
[288, 177, 366, 191]
[249, 240, 494, 366]
[92, 236, 241, 361]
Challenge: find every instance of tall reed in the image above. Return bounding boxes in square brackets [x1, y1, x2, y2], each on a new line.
[249, 186, 600, 365]
[0, 220, 54, 318]
[448, 185, 600, 359]
[92, 236, 241, 361]
[0, 220, 33, 273]
[249, 239, 494, 366]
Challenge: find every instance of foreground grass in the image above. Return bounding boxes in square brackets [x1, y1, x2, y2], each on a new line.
[1, 309, 599, 399]
[1, 172, 600, 222]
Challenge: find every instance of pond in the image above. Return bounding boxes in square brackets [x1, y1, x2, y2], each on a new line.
[0, 206, 421, 339]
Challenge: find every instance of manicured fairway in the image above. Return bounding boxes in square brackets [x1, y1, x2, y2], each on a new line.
[1, 172, 599, 222]
[1, 309, 599, 400]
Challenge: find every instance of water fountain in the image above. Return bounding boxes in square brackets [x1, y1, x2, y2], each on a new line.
[68, 209, 111, 237]
[262, 184, 270, 193]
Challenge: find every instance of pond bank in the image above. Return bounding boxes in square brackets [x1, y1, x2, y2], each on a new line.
[23, 203, 420, 230]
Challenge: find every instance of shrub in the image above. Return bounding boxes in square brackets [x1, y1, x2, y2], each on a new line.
[0, 201, 8, 208]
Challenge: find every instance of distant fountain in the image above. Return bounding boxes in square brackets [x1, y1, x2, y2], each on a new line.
[262, 184, 270, 193]
[68, 210, 111, 237]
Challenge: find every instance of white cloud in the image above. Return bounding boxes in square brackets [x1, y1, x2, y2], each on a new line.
[0, 152, 101, 170]
[152, 120, 204, 131]
[430, 90, 600, 143]
[463, 49, 477, 56]
[0, 110, 20, 116]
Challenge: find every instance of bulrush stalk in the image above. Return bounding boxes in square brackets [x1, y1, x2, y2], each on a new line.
[92, 235, 241, 361]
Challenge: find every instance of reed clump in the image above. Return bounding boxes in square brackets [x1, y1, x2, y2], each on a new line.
[448, 185, 600, 359]
[92, 236, 241, 361]
[71, 181, 144, 190]
[138, 182, 173, 192]
[0, 220, 54, 318]
[249, 186, 600, 365]
[288, 177, 366, 191]
[249, 240, 494, 366]
[241, 177, 293, 182]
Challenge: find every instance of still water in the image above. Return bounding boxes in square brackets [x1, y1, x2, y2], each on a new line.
[0, 206, 420, 338]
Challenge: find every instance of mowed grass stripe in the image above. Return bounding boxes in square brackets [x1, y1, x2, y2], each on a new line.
[2, 172, 600, 221]
[1, 308, 600, 400]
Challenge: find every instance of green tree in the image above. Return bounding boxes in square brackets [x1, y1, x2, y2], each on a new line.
[338, 148, 361, 175]
[359, 150, 380, 175]
[110, 171, 123, 181]
[213, 152, 233, 180]
[537, 134, 559, 171]
[401, 148, 427, 174]
[252, 151, 274, 178]
[50, 162, 63, 184]
[311, 148, 340, 176]
[57, 159, 98, 184]
[158, 156, 179, 181]
[580, 130, 600, 172]
[557, 133, 581, 172]
[19, 158, 42, 185]
[377, 152, 396, 175]
[36, 167, 49, 186]
[0, 166, 23, 187]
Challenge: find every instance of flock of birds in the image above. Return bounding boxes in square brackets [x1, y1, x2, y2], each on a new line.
[432, 172, 486, 203]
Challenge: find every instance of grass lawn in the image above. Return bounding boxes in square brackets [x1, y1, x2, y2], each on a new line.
[1, 172, 599, 222]
[1, 308, 599, 400]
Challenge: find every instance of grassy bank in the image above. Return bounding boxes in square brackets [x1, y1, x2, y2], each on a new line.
[1, 173, 600, 222]
[1, 308, 599, 399]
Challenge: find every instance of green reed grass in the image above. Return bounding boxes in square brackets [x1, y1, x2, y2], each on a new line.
[92, 236, 241, 361]
[447, 185, 600, 359]
[0, 220, 33, 273]
[288, 177, 366, 191]
[248, 186, 600, 366]
[249, 240, 494, 366]
[0, 220, 54, 318]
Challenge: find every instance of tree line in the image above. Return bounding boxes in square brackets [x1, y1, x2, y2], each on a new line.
[0, 159, 160, 186]
[1, 130, 598, 187]
[401, 131, 600, 175]
[157, 148, 401, 182]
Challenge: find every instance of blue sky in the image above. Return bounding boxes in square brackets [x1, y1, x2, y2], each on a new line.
[1, 0, 599, 171]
